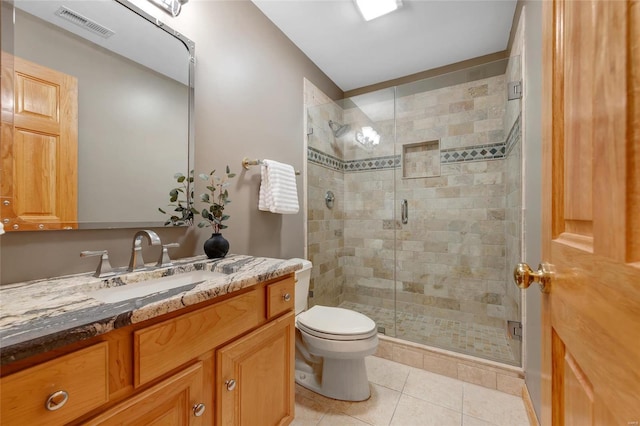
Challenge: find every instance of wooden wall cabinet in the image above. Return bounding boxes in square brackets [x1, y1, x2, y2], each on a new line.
[0, 275, 296, 426]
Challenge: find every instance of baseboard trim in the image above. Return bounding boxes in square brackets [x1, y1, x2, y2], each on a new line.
[522, 383, 540, 426]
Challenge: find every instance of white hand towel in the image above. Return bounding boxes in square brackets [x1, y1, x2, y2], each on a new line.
[258, 159, 299, 214]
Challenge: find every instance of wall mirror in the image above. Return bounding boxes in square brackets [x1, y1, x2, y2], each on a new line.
[1, 0, 194, 231]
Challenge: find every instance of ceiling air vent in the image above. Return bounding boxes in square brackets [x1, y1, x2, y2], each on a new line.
[55, 6, 115, 39]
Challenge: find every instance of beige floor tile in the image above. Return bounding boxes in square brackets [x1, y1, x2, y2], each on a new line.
[463, 383, 529, 426]
[293, 394, 330, 426]
[318, 410, 373, 425]
[366, 356, 412, 391]
[403, 368, 464, 411]
[340, 383, 402, 426]
[293, 357, 529, 426]
[390, 394, 461, 426]
[462, 415, 497, 426]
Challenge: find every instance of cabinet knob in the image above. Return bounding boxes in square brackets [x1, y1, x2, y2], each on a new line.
[225, 379, 237, 391]
[283, 293, 291, 302]
[45, 390, 69, 411]
[192, 403, 206, 417]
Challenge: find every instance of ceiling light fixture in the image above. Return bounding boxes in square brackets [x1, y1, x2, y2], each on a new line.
[147, 0, 189, 17]
[354, 0, 402, 21]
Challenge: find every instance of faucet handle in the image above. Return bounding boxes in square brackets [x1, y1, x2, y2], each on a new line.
[157, 243, 180, 267]
[81, 250, 116, 278]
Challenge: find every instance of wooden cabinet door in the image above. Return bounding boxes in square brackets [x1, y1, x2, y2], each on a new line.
[85, 362, 206, 426]
[217, 312, 294, 426]
[541, 0, 640, 424]
[1, 56, 78, 230]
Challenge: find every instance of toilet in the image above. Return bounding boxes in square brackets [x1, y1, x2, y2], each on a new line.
[292, 258, 378, 401]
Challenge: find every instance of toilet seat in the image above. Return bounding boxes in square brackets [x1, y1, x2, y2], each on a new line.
[296, 306, 377, 341]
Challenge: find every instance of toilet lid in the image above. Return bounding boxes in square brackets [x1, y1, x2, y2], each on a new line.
[296, 306, 377, 340]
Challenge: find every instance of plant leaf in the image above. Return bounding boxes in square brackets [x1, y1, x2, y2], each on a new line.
[158, 207, 166, 214]
[226, 165, 230, 174]
[227, 173, 236, 178]
[200, 193, 210, 202]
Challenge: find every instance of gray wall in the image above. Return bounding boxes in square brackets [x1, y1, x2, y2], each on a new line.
[1, 0, 342, 284]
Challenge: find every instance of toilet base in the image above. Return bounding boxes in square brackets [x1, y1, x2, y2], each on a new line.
[295, 357, 371, 402]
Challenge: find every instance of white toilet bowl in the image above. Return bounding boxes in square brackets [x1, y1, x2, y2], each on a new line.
[291, 259, 379, 402]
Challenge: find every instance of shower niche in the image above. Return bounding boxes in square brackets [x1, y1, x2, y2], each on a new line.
[402, 140, 440, 179]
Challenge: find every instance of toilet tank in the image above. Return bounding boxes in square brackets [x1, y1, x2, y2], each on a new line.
[290, 258, 312, 315]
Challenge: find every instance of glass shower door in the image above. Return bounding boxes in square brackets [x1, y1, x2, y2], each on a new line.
[339, 88, 398, 337]
[392, 59, 523, 366]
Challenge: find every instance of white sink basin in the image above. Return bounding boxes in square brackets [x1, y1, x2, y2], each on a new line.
[88, 270, 227, 303]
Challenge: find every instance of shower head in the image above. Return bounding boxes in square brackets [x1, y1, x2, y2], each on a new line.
[328, 120, 350, 138]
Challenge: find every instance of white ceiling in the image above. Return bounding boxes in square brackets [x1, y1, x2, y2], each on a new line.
[251, 0, 517, 92]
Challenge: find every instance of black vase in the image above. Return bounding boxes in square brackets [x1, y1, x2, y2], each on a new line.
[203, 233, 229, 259]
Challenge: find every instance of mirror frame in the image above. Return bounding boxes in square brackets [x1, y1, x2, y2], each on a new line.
[1, 0, 195, 231]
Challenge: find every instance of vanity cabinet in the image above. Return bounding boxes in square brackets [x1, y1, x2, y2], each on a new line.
[0, 275, 296, 426]
[217, 312, 295, 426]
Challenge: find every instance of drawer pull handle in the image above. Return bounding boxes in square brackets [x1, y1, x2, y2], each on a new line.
[45, 390, 69, 411]
[283, 293, 291, 302]
[225, 379, 237, 391]
[192, 403, 206, 417]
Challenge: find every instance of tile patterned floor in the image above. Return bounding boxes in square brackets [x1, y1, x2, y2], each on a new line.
[292, 356, 530, 426]
[339, 302, 516, 364]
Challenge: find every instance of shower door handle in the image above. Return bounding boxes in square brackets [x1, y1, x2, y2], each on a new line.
[401, 199, 408, 224]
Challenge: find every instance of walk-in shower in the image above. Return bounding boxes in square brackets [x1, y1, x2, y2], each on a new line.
[305, 57, 523, 367]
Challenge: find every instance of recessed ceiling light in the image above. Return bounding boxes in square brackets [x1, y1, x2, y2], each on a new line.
[354, 0, 402, 21]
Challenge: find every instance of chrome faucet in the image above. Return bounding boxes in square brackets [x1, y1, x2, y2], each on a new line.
[128, 230, 162, 272]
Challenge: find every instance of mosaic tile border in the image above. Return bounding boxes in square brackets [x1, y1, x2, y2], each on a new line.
[344, 155, 401, 172]
[505, 113, 521, 157]
[307, 146, 343, 171]
[309, 115, 523, 172]
[440, 142, 506, 163]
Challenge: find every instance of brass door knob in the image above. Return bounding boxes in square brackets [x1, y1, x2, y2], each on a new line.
[514, 262, 553, 293]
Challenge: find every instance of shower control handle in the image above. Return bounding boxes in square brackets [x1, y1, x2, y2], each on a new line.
[401, 200, 408, 224]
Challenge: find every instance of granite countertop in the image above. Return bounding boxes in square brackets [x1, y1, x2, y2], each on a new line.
[0, 254, 302, 366]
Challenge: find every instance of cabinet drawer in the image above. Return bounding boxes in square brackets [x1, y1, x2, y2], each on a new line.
[1, 342, 109, 426]
[135, 289, 261, 387]
[85, 362, 206, 425]
[267, 277, 295, 319]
